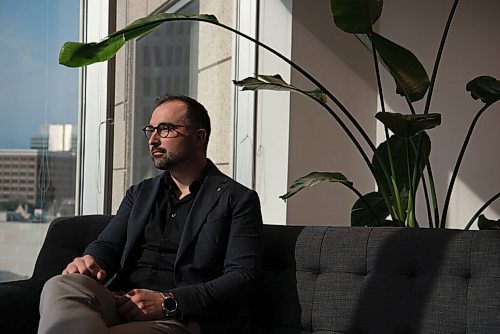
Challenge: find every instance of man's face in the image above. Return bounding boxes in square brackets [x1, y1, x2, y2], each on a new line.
[147, 100, 196, 171]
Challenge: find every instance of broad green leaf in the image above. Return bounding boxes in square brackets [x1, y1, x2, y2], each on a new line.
[280, 172, 352, 200]
[59, 36, 126, 67]
[478, 214, 500, 230]
[107, 13, 217, 40]
[356, 33, 430, 102]
[233, 74, 327, 103]
[59, 13, 218, 67]
[466, 76, 500, 104]
[331, 0, 383, 34]
[375, 112, 441, 137]
[351, 191, 390, 226]
[372, 132, 431, 199]
[258, 74, 290, 85]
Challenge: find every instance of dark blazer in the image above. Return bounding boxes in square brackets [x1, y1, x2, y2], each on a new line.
[84, 161, 263, 333]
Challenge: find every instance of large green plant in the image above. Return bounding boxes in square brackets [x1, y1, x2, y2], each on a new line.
[59, 1, 500, 229]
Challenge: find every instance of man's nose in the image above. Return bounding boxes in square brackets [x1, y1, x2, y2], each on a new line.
[148, 130, 160, 145]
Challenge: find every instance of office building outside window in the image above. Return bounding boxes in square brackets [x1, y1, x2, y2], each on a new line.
[0, 0, 79, 282]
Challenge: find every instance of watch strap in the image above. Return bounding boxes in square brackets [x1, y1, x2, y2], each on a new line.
[161, 291, 178, 317]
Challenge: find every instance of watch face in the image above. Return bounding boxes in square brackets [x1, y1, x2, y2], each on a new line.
[163, 297, 177, 312]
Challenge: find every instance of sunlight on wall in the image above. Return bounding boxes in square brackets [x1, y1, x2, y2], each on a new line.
[448, 175, 499, 230]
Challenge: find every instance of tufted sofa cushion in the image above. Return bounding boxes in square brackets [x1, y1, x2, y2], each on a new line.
[2, 217, 500, 334]
[260, 225, 500, 333]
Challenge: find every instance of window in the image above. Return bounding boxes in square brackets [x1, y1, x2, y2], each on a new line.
[124, 0, 236, 187]
[131, 0, 200, 183]
[107, 0, 237, 213]
[0, 0, 79, 282]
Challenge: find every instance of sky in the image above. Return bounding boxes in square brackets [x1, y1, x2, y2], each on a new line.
[0, 0, 80, 149]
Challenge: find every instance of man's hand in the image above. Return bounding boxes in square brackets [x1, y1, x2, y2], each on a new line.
[116, 289, 165, 322]
[62, 254, 107, 282]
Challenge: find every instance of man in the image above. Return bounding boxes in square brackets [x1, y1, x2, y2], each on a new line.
[38, 95, 263, 334]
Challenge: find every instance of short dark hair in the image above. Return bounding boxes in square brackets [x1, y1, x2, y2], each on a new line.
[154, 94, 211, 150]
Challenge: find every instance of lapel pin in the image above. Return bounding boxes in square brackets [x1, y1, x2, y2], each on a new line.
[216, 187, 222, 192]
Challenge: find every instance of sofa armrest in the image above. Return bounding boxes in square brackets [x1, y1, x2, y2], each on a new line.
[0, 215, 112, 334]
[0, 279, 41, 334]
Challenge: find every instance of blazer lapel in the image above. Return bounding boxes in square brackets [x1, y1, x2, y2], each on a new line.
[175, 165, 228, 265]
[121, 173, 164, 267]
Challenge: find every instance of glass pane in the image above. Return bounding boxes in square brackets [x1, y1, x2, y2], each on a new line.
[0, 0, 80, 282]
[129, 0, 235, 186]
[132, 1, 200, 183]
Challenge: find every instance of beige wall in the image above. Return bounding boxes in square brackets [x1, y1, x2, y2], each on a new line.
[284, 0, 500, 228]
[286, 0, 377, 226]
[379, 0, 500, 229]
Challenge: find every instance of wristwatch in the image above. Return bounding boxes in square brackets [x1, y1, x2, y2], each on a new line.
[161, 291, 178, 317]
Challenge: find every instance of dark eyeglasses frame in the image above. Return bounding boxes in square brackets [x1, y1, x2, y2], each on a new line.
[142, 123, 193, 139]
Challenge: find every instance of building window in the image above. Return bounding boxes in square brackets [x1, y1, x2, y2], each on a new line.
[0, 1, 79, 282]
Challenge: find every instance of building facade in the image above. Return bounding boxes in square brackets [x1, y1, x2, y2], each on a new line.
[0, 149, 76, 218]
[0, 123, 77, 219]
[0, 150, 38, 205]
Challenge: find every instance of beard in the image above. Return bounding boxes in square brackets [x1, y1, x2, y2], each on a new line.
[150, 146, 192, 170]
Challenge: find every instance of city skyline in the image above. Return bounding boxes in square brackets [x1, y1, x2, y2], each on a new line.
[0, 0, 79, 149]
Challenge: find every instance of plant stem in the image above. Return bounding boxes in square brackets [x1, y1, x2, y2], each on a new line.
[207, 18, 394, 220]
[423, 0, 460, 115]
[125, 17, 379, 153]
[205, 21, 378, 153]
[406, 137, 416, 227]
[411, 136, 438, 228]
[425, 162, 441, 228]
[410, 131, 441, 228]
[367, 30, 403, 222]
[410, 136, 428, 227]
[409, 133, 439, 228]
[464, 191, 500, 230]
[421, 174, 434, 228]
[404, 95, 417, 115]
[409, 135, 423, 212]
[441, 103, 492, 226]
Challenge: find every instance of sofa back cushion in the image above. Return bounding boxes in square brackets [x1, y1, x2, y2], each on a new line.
[31, 215, 112, 286]
[260, 225, 500, 334]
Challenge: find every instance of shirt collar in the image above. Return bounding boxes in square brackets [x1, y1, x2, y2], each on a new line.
[160, 161, 211, 196]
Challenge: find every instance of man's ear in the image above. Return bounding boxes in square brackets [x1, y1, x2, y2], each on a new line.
[195, 129, 207, 147]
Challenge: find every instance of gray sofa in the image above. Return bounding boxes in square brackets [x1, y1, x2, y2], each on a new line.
[1, 215, 500, 333]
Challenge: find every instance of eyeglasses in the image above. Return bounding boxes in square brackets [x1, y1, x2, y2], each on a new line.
[142, 123, 192, 139]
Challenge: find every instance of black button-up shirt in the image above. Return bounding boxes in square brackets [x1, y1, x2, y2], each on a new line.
[120, 168, 207, 292]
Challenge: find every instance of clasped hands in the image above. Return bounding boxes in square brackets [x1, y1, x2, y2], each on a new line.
[63, 255, 165, 321]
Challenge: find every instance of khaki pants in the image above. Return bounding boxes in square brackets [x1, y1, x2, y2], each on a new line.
[38, 273, 199, 334]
